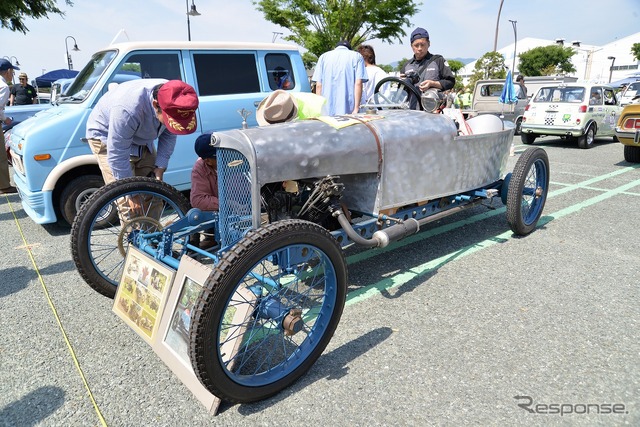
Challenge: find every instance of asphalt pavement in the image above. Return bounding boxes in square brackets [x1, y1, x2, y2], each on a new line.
[0, 135, 638, 426]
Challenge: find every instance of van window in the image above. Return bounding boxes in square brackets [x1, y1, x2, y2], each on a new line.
[266, 53, 295, 90]
[480, 84, 503, 97]
[116, 53, 181, 81]
[193, 53, 260, 96]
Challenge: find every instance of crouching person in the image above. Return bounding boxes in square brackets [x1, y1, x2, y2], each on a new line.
[190, 133, 218, 250]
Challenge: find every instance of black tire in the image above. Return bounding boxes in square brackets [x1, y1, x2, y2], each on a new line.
[624, 145, 640, 163]
[189, 220, 348, 403]
[514, 117, 523, 135]
[70, 177, 190, 298]
[506, 147, 550, 236]
[373, 76, 423, 110]
[60, 175, 118, 227]
[577, 124, 595, 149]
[521, 133, 536, 145]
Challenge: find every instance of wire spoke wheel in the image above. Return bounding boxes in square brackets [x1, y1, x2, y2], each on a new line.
[506, 147, 550, 235]
[70, 177, 190, 298]
[189, 220, 347, 403]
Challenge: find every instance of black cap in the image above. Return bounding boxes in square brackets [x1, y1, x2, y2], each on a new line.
[336, 40, 352, 50]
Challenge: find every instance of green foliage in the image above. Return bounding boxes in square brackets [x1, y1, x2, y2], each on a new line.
[254, 0, 420, 63]
[122, 63, 141, 73]
[396, 57, 410, 72]
[468, 51, 506, 89]
[631, 43, 640, 61]
[518, 45, 576, 77]
[0, 0, 73, 33]
[379, 63, 393, 73]
[447, 59, 464, 75]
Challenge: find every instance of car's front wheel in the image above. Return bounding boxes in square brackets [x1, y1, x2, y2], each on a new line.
[60, 175, 117, 227]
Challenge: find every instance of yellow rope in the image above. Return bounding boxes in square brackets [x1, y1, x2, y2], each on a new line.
[5, 197, 108, 427]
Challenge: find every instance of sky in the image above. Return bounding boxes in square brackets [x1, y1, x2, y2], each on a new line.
[2, 0, 639, 82]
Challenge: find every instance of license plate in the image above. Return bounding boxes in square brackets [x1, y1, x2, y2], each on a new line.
[9, 149, 24, 175]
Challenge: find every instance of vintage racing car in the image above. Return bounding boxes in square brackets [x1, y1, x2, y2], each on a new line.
[70, 80, 550, 404]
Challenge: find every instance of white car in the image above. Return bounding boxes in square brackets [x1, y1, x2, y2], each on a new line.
[618, 80, 640, 107]
[520, 83, 622, 149]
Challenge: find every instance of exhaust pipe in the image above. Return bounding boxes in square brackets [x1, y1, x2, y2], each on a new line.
[333, 198, 484, 248]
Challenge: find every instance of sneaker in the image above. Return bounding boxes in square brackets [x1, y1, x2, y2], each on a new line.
[0, 186, 17, 194]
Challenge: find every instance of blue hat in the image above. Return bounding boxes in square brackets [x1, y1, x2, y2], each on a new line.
[410, 27, 429, 44]
[0, 58, 19, 71]
[194, 133, 216, 159]
[336, 40, 352, 50]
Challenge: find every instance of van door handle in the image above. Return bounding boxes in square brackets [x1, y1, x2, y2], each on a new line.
[254, 101, 261, 107]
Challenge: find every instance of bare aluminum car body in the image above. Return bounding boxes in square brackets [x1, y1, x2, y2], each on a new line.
[210, 110, 512, 247]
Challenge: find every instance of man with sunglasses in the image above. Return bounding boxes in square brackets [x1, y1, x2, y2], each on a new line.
[9, 72, 38, 106]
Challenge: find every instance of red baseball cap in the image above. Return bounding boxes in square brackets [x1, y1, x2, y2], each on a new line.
[157, 80, 199, 135]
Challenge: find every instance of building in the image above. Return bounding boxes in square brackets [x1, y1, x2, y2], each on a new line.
[459, 32, 640, 87]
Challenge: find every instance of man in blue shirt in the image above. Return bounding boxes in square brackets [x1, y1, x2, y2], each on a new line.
[86, 79, 198, 183]
[86, 79, 198, 217]
[312, 41, 367, 115]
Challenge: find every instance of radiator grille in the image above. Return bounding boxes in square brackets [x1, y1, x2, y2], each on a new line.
[217, 148, 253, 248]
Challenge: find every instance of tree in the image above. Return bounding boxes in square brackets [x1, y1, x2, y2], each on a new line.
[468, 51, 506, 90]
[631, 43, 640, 61]
[254, 0, 420, 66]
[447, 59, 465, 75]
[1, 0, 73, 33]
[518, 45, 576, 77]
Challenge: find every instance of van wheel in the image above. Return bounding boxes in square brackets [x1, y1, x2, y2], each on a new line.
[60, 175, 117, 226]
[577, 125, 595, 149]
[521, 133, 536, 145]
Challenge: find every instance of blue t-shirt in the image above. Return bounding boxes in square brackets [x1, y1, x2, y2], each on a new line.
[312, 46, 368, 115]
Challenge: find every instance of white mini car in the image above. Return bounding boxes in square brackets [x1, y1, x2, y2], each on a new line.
[520, 83, 622, 149]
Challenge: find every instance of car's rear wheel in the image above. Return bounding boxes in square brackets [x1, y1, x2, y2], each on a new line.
[577, 124, 595, 149]
[521, 133, 536, 145]
[623, 145, 640, 163]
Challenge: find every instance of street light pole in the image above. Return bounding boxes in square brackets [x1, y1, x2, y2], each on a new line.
[509, 20, 517, 75]
[65, 36, 80, 70]
[493, 0, 505, 52]
[607, 56, 616, 83]
[186, 0, 201, 41]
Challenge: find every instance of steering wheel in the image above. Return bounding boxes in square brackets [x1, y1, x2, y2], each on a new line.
[372, 76, 424, 111]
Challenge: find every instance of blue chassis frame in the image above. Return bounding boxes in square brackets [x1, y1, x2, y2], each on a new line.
[131, 178, 507, 271]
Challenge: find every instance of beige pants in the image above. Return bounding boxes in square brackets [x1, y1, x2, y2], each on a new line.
[88, 138, 163, 224]
[0, 130, 12, 189]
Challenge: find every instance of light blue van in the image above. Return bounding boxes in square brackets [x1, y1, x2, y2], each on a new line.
[9, 41, 310, 225]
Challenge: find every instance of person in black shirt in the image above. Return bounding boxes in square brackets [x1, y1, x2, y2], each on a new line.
[400, 27, 455, 110]
[9, 73, 38, 105]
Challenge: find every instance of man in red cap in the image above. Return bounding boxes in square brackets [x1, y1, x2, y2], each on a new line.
[86, 79, 198, 217]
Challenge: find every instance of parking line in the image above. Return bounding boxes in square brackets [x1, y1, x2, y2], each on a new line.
[346, 170, 640, 306]
[4, 197, 108, 427]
